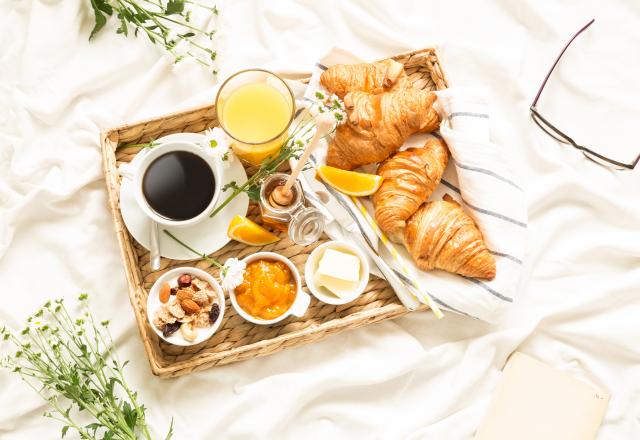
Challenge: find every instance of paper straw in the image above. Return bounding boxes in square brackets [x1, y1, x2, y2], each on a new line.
[350, 196, 444, 319]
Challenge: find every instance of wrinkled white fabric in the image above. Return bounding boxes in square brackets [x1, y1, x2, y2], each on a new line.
[1, 1, 639, 439]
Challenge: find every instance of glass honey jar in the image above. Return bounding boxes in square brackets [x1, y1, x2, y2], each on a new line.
[259, 173, 325, 246]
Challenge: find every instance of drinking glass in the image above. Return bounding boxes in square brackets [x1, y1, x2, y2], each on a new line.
[215, 69, 295, 166]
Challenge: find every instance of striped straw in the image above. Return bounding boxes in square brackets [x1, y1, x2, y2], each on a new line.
[350, 196, 444, 319]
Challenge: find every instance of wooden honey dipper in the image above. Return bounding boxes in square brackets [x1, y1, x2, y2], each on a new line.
[269, 113, 335, 208]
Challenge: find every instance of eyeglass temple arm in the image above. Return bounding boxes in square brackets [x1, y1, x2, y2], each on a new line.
[531, 18, 596, 107]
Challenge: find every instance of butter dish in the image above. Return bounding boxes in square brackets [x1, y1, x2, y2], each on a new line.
[305, 241, 370, 305]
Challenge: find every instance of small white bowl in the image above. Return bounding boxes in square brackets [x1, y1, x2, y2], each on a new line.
[304, 241, 370, 305]
[147, 267, 225, 346]
[229, 252, 311, 325]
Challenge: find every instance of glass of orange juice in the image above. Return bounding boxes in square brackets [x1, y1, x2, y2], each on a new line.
[215, 69, 295, 166]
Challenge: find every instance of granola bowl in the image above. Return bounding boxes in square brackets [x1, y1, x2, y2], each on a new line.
[146, 267, 225, 346]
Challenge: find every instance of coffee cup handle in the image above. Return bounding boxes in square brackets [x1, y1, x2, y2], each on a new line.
[290, 290, 311, 317]
[118, 148, 151, 180]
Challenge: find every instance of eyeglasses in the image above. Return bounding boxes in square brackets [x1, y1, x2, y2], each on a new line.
[530, 18, 640, 170]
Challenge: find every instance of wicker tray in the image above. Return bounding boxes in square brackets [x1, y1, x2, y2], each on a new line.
[101, 48, 449, 377]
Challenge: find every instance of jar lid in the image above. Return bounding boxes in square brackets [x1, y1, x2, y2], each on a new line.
[288, 206, 325, 246]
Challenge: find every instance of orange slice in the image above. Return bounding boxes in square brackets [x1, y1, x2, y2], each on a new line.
[227, 215, 280, 246]
[317, 165, 383, 196]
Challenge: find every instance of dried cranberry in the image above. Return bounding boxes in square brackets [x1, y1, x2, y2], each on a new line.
[170, 287, 177, 296]
[163, 322, 181, 337]
[177, 274, 192, 288]
[209, 303, 220, 324]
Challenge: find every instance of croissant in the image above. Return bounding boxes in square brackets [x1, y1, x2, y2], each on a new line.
[327, 89, 441, 170]
[373, 138, 449, 242]
[320, 59, 408, 99]
[404, 195, 496, 280]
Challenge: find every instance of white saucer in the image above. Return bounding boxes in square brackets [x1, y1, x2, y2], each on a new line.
[119, 132, 249, 260]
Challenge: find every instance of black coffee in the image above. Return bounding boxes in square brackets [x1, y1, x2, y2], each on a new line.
[142, 151, 215, 221]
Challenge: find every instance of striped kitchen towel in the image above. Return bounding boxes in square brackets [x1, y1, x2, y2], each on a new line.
[296, 49, 528, 323]
[419, 87, 528, 321]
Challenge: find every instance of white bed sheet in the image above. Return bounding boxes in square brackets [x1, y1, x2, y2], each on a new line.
[1, 0, 639, 438]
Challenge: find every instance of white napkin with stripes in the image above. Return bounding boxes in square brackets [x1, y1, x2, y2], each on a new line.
[423, 88, 528, 322]
[296, 50, 527, 323]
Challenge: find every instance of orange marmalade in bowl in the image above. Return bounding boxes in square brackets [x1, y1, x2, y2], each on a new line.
[235, 259, 296, 320]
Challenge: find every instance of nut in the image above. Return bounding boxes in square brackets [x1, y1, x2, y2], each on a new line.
[177, 274, 192, 288]
[159, 282, 171, 303]
[180, 322, 198, 342]
[176, 289, 193, 302]
[180, 299, 200, 315]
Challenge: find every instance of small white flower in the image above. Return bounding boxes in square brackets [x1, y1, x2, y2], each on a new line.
[201, 127, 232, 165]
[333, 108, 347, 125]
[221, 258, 246, 292]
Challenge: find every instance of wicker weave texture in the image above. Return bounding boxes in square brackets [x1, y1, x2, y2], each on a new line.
[101, 48, 448, 377]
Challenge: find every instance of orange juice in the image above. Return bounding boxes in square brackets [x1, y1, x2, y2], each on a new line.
[221, 82, 292, 165]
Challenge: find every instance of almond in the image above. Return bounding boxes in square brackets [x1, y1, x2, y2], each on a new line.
[159, 282, 171, 304]
[180, 299, 200, 315]
[176, 289, 193, 302]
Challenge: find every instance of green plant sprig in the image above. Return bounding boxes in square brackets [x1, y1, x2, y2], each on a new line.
[0, 295, 173, 440]
[89, 0, 218, 75]
[209, 110, 317, 217]
[209, 91, 345, 217]
[162, 229, 226, 272]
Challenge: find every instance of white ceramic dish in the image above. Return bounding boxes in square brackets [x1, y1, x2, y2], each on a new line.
[304, 240, 370, 305]
[229, 252, 311, 325]
[119, 132, 249, 260]
[147, 267, 225, 346]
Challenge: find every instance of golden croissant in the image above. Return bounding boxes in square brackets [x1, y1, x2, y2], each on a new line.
[326, 88, 441, 170]
[404, 195, 496, 280]
[320, 59, 408, 99]
[373, 138, 449, 242]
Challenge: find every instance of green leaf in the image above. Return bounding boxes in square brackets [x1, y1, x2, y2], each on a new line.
[122, 401, 138, 430]
[61, 426, 69, 438]
[246, 185, 260, 201]
[222, 181, 238, 193]
[166, 0, 185, 15]
[94, 0, 113, 15]
[116, 18, 128, 36]
[89, 0, 107, 41]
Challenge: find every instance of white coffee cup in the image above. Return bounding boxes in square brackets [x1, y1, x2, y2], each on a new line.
[119, 141, 222, 228]
[229, 252, 311, 325]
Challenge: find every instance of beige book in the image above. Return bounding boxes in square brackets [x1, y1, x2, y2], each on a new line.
[475, 352, 609, 440]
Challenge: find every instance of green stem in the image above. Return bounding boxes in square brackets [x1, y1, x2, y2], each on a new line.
[209, 179, 254, 217]
[44, 307, 135, 438]
[152, 13, 209, 35]
[163, 230, 223, 269]
[185, 0, 218, 12]
[209, 120, 315, 218]
[116, 141, 153, 150]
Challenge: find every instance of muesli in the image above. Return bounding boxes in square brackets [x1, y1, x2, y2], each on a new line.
[153, 273, 221, 342]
